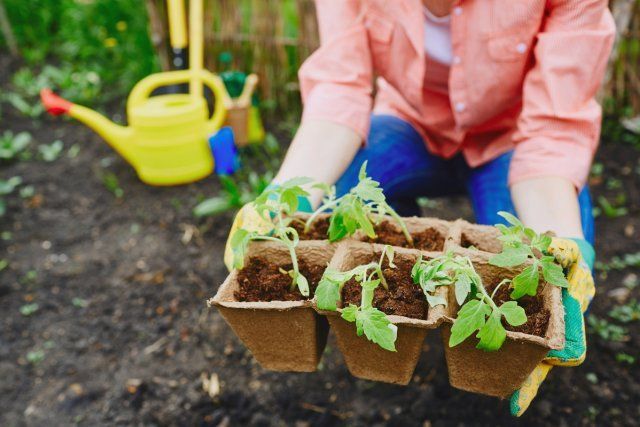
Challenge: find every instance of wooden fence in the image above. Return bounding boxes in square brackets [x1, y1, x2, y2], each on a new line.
[147, 0, 639, 117]
[147, 0, 318, 114]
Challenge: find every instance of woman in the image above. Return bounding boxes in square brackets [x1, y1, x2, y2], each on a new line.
[227, 0, 614, 415]
[274, 0, 614, 241]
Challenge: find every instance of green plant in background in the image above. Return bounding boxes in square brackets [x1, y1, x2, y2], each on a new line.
[0, 176, 22, 216]
[316, 245, 398, 351]
[1, 0, 158, 112]
[305, 162, 412, 245]
[489, 212, 568, 299]
[412, 252, 526, 351]
[595, 194, 628, 219]
[0, 131, 31, 161]
[608, 299, 640, 324]
[1, 66, 103, 118]
[588, 315, 629, 342]
[19, 303, 39, 316]
[229, 178, 312, 296]
[193, 173, 272, 217]
[38, 140, 64, 162]
[102, 172, 124, 198]
[193, 133, 281, 218]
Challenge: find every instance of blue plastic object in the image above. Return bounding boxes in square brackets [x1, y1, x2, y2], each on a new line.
[209, 127, 240, 175]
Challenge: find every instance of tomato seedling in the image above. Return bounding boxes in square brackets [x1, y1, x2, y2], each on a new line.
[489, 212, 568, 299]
[412, 252, 527, 351]
[316, 245, 399, 351]
[229, 177, 313, 296]
[304, 162, 413, 245]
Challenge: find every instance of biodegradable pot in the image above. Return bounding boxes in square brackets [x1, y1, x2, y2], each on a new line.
[440, 252, 565, 398]
[316, 242, 447, 385]
[209, 240, 335, 372]
[448, 219, 503, 254]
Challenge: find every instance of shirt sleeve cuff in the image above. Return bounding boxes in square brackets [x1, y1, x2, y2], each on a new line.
[508, 138, 595, 190]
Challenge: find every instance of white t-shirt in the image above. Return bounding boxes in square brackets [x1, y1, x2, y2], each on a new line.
[423, 7, 452, 66]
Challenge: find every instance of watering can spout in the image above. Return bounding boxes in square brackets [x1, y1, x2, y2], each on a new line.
[40, 89, 135, 164]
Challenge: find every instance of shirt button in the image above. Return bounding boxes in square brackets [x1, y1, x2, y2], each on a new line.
[453, 55, 461, 65]
[455, 102, 466, 112]
[516, 43, 527, 53]
[453, 6, 463, 15]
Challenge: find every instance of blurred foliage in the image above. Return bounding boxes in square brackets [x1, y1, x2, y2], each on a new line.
[0, 0, 159, 105]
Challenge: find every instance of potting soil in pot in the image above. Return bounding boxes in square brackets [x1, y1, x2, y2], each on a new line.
[365, 220, 445, 251]
[341, 254, 428, 320]
[290, 216, 330, 240]
[235, 258, 325, 302]
[486, 281, 550, 337]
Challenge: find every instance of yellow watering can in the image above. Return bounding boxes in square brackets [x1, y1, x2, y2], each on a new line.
[40, 0, 231, 186]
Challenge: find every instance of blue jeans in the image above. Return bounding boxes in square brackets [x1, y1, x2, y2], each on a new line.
[336, 115, 595, 245]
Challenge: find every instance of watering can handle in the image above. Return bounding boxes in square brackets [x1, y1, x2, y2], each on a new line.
[127, 70, 230, 134]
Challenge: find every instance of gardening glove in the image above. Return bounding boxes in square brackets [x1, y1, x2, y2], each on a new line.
[510, 237, 595, 416]
[223, 185, 312, 271]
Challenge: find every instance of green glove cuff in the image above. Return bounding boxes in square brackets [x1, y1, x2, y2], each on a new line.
[568, 237, 595, 270]
[297, 196, 312, 213]
[546, 290, 586, 363]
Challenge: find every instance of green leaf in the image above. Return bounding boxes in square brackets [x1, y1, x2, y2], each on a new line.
[341, 304, 358, 322]
[532, 233, 552, 252]
[541, 259, 569, 288]
[454, 273, 472, 305]
[352, 201, 375, 237]
[499, 301, 527, 327]
[296, 273, 309, 297]
[312, 182, 333, 195]
[327, 213, 348, 242]
[449, 299, 490, 347]
[511, 264, 540, 299]
[489, 246, 531, 267]
[476, 313, 507, 351]
[281, 176, 313, 188]
[357, 161, 369, 181]
[497, 211, 523, 228]
[315, 274, 342, 311]
[193, 197, 233, 217]
[360, 278, 380, 310]
[356, 307, 397, 351]
[426, 293, 447, 307]
[280, 189, 299, 214]
[229, 229, 251, 269]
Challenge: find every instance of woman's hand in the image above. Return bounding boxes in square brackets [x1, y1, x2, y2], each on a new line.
[273, 119, 362, 208]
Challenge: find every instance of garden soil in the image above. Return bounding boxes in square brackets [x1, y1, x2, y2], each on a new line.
[1, 54, 639, 426]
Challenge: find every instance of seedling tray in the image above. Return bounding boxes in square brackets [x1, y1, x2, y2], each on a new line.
[439, 236, 565, 398]
[315, 241, 447, 385]
[209, 240, 335, 372]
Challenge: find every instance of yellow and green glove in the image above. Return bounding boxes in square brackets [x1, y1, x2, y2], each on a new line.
[223, 185, 312, 271]
[510, 237, 596, 416]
